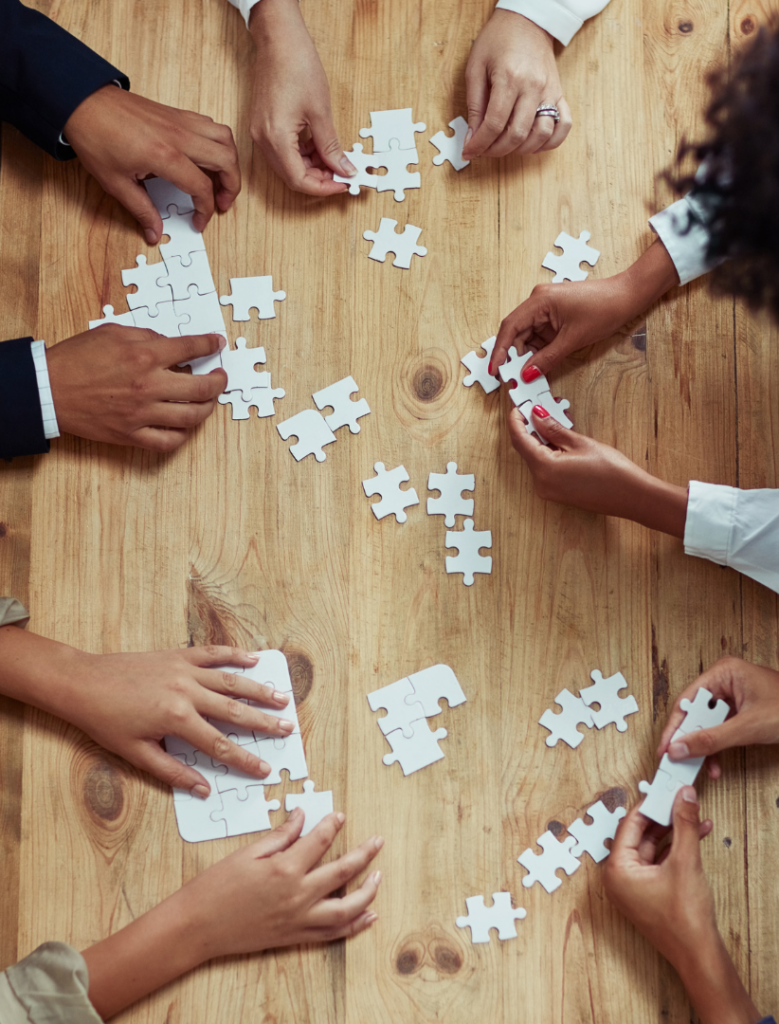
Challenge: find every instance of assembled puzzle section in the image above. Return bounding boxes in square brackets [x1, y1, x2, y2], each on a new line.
[313, 376, 371, 433]
[567, 801, 626, 863]
[456, 893, 526, 944]
[542, 230, 600, 283]
[277, 409, 337, 462]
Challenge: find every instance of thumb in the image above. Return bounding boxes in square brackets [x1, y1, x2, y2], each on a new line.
[669, 786, 704, 866]
[668, 718, 740, 761]
[521, 329, 579, 382]
[309, 112, 354, 178]
[526, 405, 573, 448]
[110, 179, 164, 245]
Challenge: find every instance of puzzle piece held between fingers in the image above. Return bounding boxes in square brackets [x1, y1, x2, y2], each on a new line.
[518, 394, 573, 445]
[312, 376, 371, 433]
[579, 670, 639, 731]
[144, 177, 195, 218]
[498, 347, 550, 408]
[333, 143, 381, 194]
[542, 230, 600, 283]
[373, 143, 422, 202]
[638, 769, 685, 827]
[427, 462, 475, 527]
[445, 519, 492, 586]
[518, 831, 581, 893]
[568, 801, 627, 863]
[430, 116, 470, 171]
[359, 108, 426, 152]
[363, 218, 427, 268]
[461, 337, 500, 394]
[285, 780, 334, 836]
[382, 719, 448, 775]
[219, 337, 267, 398]
[539, 688, 594, 748]
[456, 893, 526, 944]
[362, 463, 419, 522]
[677, 687, 731, 736]
[220, 276, 286, 321]
[159, 209, 206, 265]
[277, 409, 337, 462]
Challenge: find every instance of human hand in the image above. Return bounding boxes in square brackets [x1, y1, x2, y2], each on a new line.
[506, 405, 689, 536]
[46, 645, 295, 794]
[463, 10, 571, 160]
[46, 327, 228, 453]
[63, 87, 240, 244]
[659, 658, 779, 780]
[247, 0, 353, 195]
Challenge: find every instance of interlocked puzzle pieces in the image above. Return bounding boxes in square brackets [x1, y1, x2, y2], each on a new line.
[219, 336, 285, 419]
[461, 337, 500, 394]
[333, 143, 381, 194]
[359, 108, 426, 151]
[542, 230, 600, 283]
[497, 345, 573, 443]
[445, 519, 492, 585]
[567, 801, 626, 863]
[369, 665, 467, 775]
[427, 463, 475, 527]
[313, 376, 371, 433]
[285, 780, 334, 836]
[430, 116, 470, 171]
[334, 143, 421, 201]
[362, 463, 419, 522]
[219, 386, 285, 420]
[639, 686, 729, 825]
[166, 650, 309, 842]
[159, 209, 206, 265]
[122, 255, 173, 314]
[144, 177, 194, 218]
[363, 218, 427, 268]
[517, 831, 581, 893]
[220, 276, 286, 321]
[539, 669, 639, 748]
[456, 893, 526, 944]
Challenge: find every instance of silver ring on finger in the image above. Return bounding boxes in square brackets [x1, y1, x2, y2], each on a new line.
[535, 104, 561, 124]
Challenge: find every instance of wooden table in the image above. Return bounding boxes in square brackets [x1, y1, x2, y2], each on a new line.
[1, 1, 778, 1020]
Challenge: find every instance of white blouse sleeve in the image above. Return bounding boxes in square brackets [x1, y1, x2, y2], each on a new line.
[0, 943, 103, 1024]
[494, 0, 612, 45]
[225, 0, 261, 29]
[648, 194, 721, 286]
[684, 481, 779, 594]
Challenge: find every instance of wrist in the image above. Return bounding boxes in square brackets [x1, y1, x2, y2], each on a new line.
[674, 933, 760, 1024]
[491, 8, 555, 47]
[249, 0, 302, 39]
[621, 239, 681, 312]
[619, 470, 688, 538]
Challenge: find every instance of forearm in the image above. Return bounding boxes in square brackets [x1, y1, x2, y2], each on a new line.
[675, 935, 761, 1024]
[0, 626, 83, 716]
[248, 0, 304, 42]
[82, 890, 206, 1019]
[617, 473, 688, 538]
[616, 238, 681, 322]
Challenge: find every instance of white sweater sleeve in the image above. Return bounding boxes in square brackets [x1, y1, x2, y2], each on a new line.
[684, 481, 779, 594]
[494, 0, 612, 45]
[226, 0, 261, 29]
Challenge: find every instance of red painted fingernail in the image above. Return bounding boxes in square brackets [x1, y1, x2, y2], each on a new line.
[532, 404, 549, 418]
[522, 365, 542, 384]
[488, 362, 493, 375]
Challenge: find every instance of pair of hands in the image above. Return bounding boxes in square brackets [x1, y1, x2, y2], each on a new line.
[247, 1, 570, 197]
[604, 657, 778, 1022]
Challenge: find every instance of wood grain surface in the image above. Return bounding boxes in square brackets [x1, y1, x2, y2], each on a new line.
[1, 0, 778, 1021]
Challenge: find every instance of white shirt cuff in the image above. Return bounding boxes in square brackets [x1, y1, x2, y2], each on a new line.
[648, 195, 720, 286]
[494, 0, 612, 45]
[30, 341, 60, 441]
[684, 481, 736, 565]
[226, 0, 263, 28]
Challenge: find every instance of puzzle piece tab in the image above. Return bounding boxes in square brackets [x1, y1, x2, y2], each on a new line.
[567, 801, 626, 863]
[313, 376, 371, 433]
[498, 347, 550, 407]
[542, 230, 600, 283]
[456, 892, 526, 944]
[373, 143, 421, 202]
[427, 462, 475, 527]
[144, 177, 195, 218]
[277, 409, 337, 462]
[518, 831, 581, 893]
[382, 718, 448, 775]
[430, 116, 470, 171]
[285, 780, 334, 836]
[362, 463, 419, 522]
[677, 687, 730, 736]
[159, 209, 206, 265]
[461, 337, 500, 395]
[363, 218, 427, 268]
[220, 276, 286, 321]
[89, 304, 136, 330]
[445, 519, 492, 586]
[539, 688, 594, 748]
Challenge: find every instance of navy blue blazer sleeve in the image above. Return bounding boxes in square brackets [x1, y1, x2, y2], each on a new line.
[0, 337, 49, 459]
[0, 0, 129, 160]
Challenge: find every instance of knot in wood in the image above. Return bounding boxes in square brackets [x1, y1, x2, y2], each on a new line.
[0, 523, 7, 538]
[285, 650, 314, 703]
[547, 818, 565, 836]
[678, 20, 693, 33]
[432, 943, 462, 974]
[413, 364, 443, 402]
[395, 948, 420, 974]
[740, 17, 755, 33]
[600, 786, 627, 813]
[83, 759, 124, 822]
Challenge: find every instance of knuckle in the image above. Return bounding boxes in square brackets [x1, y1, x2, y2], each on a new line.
[483, 114, 506, 134]
[203, 645, 223, 661]
[219, 671, 240, 693]
[212, 735, 232, 761]
[224, 698, 246, 722]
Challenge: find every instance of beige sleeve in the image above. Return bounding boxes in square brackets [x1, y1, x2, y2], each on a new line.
[0, 942, 103, 1024]
[0, 597, 29, 629]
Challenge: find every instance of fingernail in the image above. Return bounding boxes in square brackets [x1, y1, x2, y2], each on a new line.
[532, 404, 549, 419]
[375, 835, 385, 850]
[464, 127, 473, 146]
[366, 912, 378, 924]
[336, 811, 346, 824]
[248, 652, 259, 661]
[488, 362, 493, 375]
[279, 719, 294, 733]
[258, 760, 271, 775]
[192, 784, 210, 798]
[340, 155, 357, 175]
[682, 786, 698, 804]
[669, 741, 690, 760]
[218, 336, 227, 350]
[522, 365, 542, 383]
[372, 870, 382, 884]
[273, 690, 290, 703]
[145, 228, 158, 245]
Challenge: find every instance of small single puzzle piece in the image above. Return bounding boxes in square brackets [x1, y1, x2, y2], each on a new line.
[285, 780, 334, 835]
[219, 385, 285, 420]
[158, 251, 214, 300]
[518, 394, 573, 445]
[131, 301, 191, 337]
[256, 732, 308, 785]
[539, 688, 594, 748]
[677, 687, 730, 736]
[368, 677, 425, 738]
[362, 462, 420, 522]
[122, 255, 173, 314]
[313, 376, 371, 433]
[567, 801, 627, 863]
[430, 116, 470, 171]
[363, 218, 427, 268]
[427, 462, 475, 527]
[382, 719, 447, 775]
[461, 337, 500, 394]
[498, 347, 550, 407]
[456, 892, 526, 943]
[89, 304, 135, 329]
[172, 285, 226, 339]
[638, 768, 685, 827]
[542, 230, 600, 283]
[373, 143, 421, 202]
[333, 143, 380, 194]
[144, 177, 195, 218]
[359, 108, 426, 151]
[277, 409, 337, 462]
[159, 209, 206, 265]
[518, 831, 581, 893]
[220, 337, 267, 399]
[445, 519, 492, 586]
[220, 276, 286, 321]
[210, 785, 281, 837]
[405, 664, 467, 718]
[579, 670, 639, 732]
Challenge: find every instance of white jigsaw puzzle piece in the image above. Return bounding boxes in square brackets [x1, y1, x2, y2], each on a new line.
[122, 255, 173, 314]
[430, 116, 470, 171]
[373, 143, 421, 202]
[638, 768, 685, 827]
[498, 347, 550, 407]
[539, 688, 594, 748]
[312, 376, 371, 433]
[567, 801, 627, 863]
[220, 276, 286, 321]
[542, 230, 600, 283]
[456, 892, 526, 943]
[677, 687, 731, 736]
[220, 337, 267, 399]
[158, 251, 215, 300]
[518, 830, 581, 893]
[170, 751, 229, 842]
[89, 304, 136, 329]
[363, 218, 427, 268]
[277, 409, 337, 462]
[131, 300, 192, 337]
[382, 718, 448, 776]
[405, 664, 467, 718]
[461, 337, 500, 394]
[219, 384, 285, 419]
[172, 286, 226, 337]
[579, 670, 639, 731]
[210, 785, 281, 837]
[159, 209, 206, 265]
[333, 143, 380, 194]
[368, 677, 425, 738]
[445, 519, 492, 586]
[362, 462, 419, 522]
[518, 394, 573, 445]
[359, 108, 426, 151]
[256, 732, 308, 786]
[144, 177, 195, 218]
[285, 780, 334, 835]
[427, 462, 475, 527]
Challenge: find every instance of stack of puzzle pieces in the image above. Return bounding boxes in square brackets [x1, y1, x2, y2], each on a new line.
[165, 650, 333, 842]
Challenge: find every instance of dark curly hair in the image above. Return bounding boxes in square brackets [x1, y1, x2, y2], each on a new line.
[673, 24, 779, 320]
